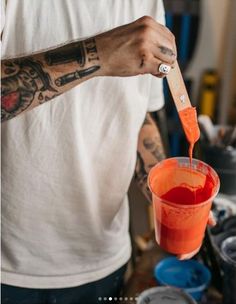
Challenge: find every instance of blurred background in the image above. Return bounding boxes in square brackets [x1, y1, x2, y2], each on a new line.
[158, 0, 236, 157]
[126, 0, 236, 303]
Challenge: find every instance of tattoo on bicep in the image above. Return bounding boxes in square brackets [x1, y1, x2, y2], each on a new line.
[1, 58, 57, 122]
[55, 65, 100, 86]
[159, 46, 175, 57]
[143, 137, 165, 161]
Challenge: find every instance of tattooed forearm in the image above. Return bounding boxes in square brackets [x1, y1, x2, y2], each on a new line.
[55, 66, 100, 86]
[1, 38, 100, 122]
[135, 113, 166, 201]
[45, 38, 99, 66]
[1, 59, 57, 121]
[143, 137, 165, 161]
[45, 41, 86, 66]
[135, 151, 147, 184]
[135, 152, 152, 202]
[84, 38, 100, 62]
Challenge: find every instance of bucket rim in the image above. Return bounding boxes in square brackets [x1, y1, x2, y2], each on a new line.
[148, 157, 220, 209]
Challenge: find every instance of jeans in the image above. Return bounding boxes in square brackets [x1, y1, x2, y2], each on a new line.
[1, 264, 127, 304]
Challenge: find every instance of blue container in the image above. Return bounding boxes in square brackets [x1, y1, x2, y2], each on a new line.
[154, 257, 211, 301]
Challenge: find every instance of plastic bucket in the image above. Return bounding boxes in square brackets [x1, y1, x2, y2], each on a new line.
[148, 157, 220, 255]
[221, 236, 236, 304]
[137, 286, 197, 304]
[154, 257, 211, 301]
[209, 216, 236, 304]
[221, 236, 236, 265]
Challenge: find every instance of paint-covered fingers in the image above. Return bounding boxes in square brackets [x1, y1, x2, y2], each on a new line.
[207, 211, 217, 226]
[95, 15, 177, 77]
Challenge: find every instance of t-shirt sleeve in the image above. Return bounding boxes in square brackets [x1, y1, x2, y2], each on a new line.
[147, 0, 166, 112]
[147, 77, 165, 112]
[1, 0, 6, 36]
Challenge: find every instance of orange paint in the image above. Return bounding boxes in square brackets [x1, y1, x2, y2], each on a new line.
[148, 158, 219, 255]
[179, 107, 200, 162]
[157, 174, 215, 253]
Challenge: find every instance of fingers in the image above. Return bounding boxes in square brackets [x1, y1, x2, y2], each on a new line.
[151, 44, 176, 66]
[143, 32, 176, 66]
[207, 211, 217, 226]
[96, 15, 177, 77]
[135, 16, 177, 63]
[141, 56, 171, 77]
[177, 245, 201, 261]
[158, 63, 171, 74]
[144, 57, 173, 78]
[154, 66, 172, 78]
[136, 16, 176, 56]
[158, 46, 176, 63]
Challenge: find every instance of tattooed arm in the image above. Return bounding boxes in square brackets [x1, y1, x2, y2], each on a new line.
[1, 38, 101, 122]
[1, 16, 176, 122]
[135, 112, 166, 202]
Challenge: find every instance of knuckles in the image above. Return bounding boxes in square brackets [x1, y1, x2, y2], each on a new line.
[136, 42, 152, 62]
[136, 16, 176, 48]
[165, 28, 176, 47]
[137, 24, 154, 40]
[136, 15, 155, 25]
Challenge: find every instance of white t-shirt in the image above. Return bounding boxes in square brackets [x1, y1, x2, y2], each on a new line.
[1, 0, 165, 288]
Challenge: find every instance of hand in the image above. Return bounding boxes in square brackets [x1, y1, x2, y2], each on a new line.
[177, 211, 216, 260]
[96, 16, 177, 78]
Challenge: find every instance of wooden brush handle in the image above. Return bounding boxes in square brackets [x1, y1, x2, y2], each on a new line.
[166, 63, 192, 111]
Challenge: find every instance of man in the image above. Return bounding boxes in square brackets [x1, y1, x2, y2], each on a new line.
[1, 1, 213, 303]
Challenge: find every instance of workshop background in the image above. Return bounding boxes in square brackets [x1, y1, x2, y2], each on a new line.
[127, 0, 236, 303]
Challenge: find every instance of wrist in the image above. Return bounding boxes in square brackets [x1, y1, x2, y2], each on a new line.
[94, 34, 113, 77]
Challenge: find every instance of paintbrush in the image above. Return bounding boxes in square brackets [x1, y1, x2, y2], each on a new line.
[166, 63, 200, 146]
